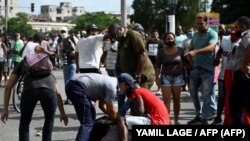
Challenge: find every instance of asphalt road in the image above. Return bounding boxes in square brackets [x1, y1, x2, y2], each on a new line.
[0, 68, 204, 141]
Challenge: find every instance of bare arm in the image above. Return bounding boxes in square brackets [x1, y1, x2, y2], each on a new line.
[132, 96, 145, 116]
[1, 73, 19, 123]
[117, 115, 129, 141]
[136, 51, 147, 75]
[35, 45, 55, 56]
[55, 84, 68, 126]
[75, 51, 80, 73]
[99, 100, 117, 121]
[185, 43, 216, 57]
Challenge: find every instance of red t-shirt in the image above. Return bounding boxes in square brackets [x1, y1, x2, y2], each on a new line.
[130, 88, 171, 125]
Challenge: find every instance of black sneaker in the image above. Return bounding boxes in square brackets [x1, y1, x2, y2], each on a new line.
[187, 116, 202, 125]
[201, 119, 209, 125]
[207, 113, 217, 120]
[64, 99, 71, 105]
[211, 117, 223, 125]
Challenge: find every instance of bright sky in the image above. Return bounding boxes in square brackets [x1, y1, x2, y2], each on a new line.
[18, 0, 134, 15]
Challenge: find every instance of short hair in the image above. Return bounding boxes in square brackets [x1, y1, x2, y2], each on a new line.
[196, 13, 208, 22]
[163, 32, 175, 41]
[237, 16, 250, 29]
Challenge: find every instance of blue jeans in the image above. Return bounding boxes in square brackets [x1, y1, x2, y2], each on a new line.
[189, 67, 214, 120]
[210, 84, 217, 115]
[63, 63, 76, 85]
[117, 91, 131, 116]
[216, 79, 225, 116]
[19, 88, 57, 141]
[65, 80, 96, 141]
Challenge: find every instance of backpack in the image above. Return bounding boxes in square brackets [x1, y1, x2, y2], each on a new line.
[24, 53, 53, 77]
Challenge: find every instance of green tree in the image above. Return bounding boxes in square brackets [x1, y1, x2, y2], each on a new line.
[211, 0, 250, 24]
[130, 0, 199, 36]
[73, 12, 120, 32]
[7, 12, 36, 38]
[175, 0, 199, 31]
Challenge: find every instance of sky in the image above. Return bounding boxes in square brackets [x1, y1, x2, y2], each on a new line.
[18, 0, 134, 15]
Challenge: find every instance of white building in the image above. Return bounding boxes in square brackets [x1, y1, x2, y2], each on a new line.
[0, 0, 19, 18]
[40, 2, 85, 22]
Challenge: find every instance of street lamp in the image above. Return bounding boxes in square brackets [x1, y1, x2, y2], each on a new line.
[167, 0, 178, 34]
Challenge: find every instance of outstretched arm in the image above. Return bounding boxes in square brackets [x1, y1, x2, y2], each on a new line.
[55, 84, 68, 126]
[1, 73, 19, 124]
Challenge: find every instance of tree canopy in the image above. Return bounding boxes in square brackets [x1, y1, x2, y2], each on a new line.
[7, 13, 36, 38]
[131, 0, 199, 36]
[73, 12, 120, 32]
[211, 0, 250, 24]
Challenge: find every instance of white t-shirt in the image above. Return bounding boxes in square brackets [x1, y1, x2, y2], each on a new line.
[22, 42, 39, 58]
[219, 35, 240, 80]
[76, 34, 104, 69]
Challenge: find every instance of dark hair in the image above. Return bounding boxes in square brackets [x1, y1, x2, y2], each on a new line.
[86, 24, 99, 33]
[237, 16, 250, 29]
[151, 29, 158, 33]
[163, 32, 175, 40]
[108, 23, 121, 37]
[33, 33, 42, 44]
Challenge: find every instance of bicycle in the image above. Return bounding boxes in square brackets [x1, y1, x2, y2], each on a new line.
[12, 75, 24, 113]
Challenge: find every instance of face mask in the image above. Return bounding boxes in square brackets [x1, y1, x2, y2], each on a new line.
[61, 33, 68, 39]
[164, 41, 176, 47]
[187, 32, 194, 38]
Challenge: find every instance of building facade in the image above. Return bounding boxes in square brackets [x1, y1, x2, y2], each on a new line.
[40, 2, 85, 22]
[0, 0, 19, 18]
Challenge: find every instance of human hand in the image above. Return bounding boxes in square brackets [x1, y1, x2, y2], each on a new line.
[240, 65, 250, 79]
[60, 114, 68, 126]
[155, 78, 161, 91]
[184, 50, 196, 57]
[1, 111, 9, 124]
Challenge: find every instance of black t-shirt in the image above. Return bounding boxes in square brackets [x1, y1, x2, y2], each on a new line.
[146, 39, 164, 64]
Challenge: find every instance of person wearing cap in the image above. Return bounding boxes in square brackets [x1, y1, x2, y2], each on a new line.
[114, 73, 171, 141]
[75, 24, 108, 74]
[132, 23, 148, 41]
[108, 24, 155, 115]
[65, 73, 117, 141]
[58, 26, 79, 104]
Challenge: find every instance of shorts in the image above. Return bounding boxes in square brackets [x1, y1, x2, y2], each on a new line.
[160, 74, 185, 86]
[126, 116, 151, 130]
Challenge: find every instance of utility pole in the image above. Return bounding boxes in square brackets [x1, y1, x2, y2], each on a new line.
[4, 0, 8, 38]
[121, 0, 127, 27]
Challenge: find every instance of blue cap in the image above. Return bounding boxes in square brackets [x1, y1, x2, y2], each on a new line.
[118, 73, 136, 88]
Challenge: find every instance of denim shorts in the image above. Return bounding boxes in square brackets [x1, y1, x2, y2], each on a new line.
[160, 74, 185, 86]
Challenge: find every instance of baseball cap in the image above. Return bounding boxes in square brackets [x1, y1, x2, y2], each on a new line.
[60, 26, 68, 32]
[117, 73, 136, 88]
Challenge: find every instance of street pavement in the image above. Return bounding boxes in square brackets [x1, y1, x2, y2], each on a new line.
[0, 68, 214, 141]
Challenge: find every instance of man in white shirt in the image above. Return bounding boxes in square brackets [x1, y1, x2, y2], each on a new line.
[75, 24, 108, 74]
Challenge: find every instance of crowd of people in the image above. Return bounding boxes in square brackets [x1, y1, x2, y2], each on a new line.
[0, 13, 250, 141]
